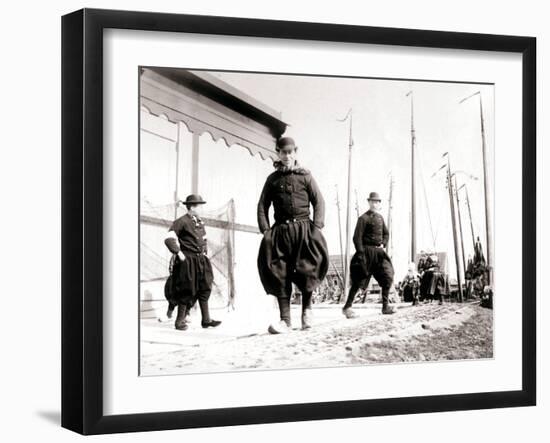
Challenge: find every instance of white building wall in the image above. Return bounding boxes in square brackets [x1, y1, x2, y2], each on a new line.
[140, 109, 277, 318]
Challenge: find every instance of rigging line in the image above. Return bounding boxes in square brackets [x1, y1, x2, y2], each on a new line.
[142, 199, 174, 225]
[140, 252, 167, 267]
[140, 241, 169, 256]
[140, 243, 168, 261]
[140, 252, 168, 268]
[140, 256, 167, 270]
[432, 183, 447, 247]
[416, 141, 436, 250]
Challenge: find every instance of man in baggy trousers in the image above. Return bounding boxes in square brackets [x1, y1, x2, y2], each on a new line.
[164, 194, 222, 331]
[257, 137, 329, 334]
[343, 192, 396, 318]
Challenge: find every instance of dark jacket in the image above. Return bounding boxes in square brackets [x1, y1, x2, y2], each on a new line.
[166, 212, 208, 255]
[257, 162, 325, 233]
[353, 210, 389, 252]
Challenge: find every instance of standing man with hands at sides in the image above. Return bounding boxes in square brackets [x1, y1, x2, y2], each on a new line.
[164, 194, 222, 331]
[257, 136, 329, 334]
[343, 192, 396, 318]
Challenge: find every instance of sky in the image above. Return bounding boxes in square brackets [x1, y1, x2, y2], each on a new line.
[206, 70, 494, 280]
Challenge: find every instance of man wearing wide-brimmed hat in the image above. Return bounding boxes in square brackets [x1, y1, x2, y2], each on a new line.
[257, 136, 329, 334]
[343, 191, 396, 317]
[163, 194, 221, 331]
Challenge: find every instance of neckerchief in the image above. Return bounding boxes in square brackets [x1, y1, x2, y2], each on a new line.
[272, 159, 309, 174]
[187, 211, 204, 228]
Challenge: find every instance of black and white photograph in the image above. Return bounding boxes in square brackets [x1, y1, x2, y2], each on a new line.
[2, 0, 546, 441]
[139, 67, 495, 376]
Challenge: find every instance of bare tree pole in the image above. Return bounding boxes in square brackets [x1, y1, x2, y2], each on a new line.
[459, 91, 493, 286]
[354, 189, 360, 218]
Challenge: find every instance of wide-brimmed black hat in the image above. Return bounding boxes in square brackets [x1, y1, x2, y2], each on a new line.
[276, 136, 296, 150]
[181, 194, 207, 205]
[367, 192, 382, 201]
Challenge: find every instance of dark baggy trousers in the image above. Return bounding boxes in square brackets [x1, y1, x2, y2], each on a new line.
[344, 245, 394, 309]
[164, 253, 214, 310]
[257, 219, 329, 298]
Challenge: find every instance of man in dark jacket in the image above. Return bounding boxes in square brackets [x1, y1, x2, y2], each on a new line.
[343, 192, 396, 317]
[164, 194, 221, 331]
[257, 136, 329, 334]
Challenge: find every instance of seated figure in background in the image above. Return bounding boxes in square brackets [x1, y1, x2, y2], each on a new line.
[419, 253, 445, 305]
[400, 262, 421, 306]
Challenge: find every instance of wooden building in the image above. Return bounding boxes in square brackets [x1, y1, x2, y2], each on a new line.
[139, 68, 288, 318]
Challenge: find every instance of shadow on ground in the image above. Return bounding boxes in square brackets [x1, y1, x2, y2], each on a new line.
[36, 410, 60, 426]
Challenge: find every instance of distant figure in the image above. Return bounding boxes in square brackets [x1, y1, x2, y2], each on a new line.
[163, 194, 222, 331]
[467, 238, 489, 299]
[400, 262, 421, 305]
[417, 252, 426, 275]
[343, 191, 396, 318]
[465, 254, 474, 299]
[419, 253, 445, 304]
[257, 136, 329, 334]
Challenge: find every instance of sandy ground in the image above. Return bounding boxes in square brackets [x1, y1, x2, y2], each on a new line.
[140, 302, 492, 376]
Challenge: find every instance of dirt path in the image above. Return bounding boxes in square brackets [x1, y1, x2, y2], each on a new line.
[140, 303, 492, 376]
[352, 304, 493, 363]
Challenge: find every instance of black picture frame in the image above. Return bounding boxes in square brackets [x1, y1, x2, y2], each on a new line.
[61, 8, 536, 435]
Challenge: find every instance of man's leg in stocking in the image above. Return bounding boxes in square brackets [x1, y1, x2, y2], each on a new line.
[342, 280, 363, 318]
[301, 291, 313, 329]
[198, 289, 221, 328]
[277, 296, 291, 327]
[381, 286, 396, 314]
[268, 295, 292, 334]
[174, 303, 188, 330]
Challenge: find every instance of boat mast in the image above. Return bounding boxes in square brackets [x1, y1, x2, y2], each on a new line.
[445, 154, 464, 302]
[338, 109, 354, 302]
[459, 91, 493, 286]
[454, 175, 467, 280]
[344, 111, 353, 302]
[461, 184, 476, 249]
[335, 186, 345, 291]
[406, 91, 417, 263]
[387, 174, 394, 259]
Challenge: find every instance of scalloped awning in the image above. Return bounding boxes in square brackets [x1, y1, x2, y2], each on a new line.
[140, 68, 288, 161]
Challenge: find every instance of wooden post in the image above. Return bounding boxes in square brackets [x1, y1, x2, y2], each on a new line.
[174, 122, 182, 219]
[191, 132, 200, 194]
[227, 199, 236, 309]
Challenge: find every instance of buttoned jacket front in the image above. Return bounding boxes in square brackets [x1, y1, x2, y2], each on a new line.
[257, 164, 325, 233]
